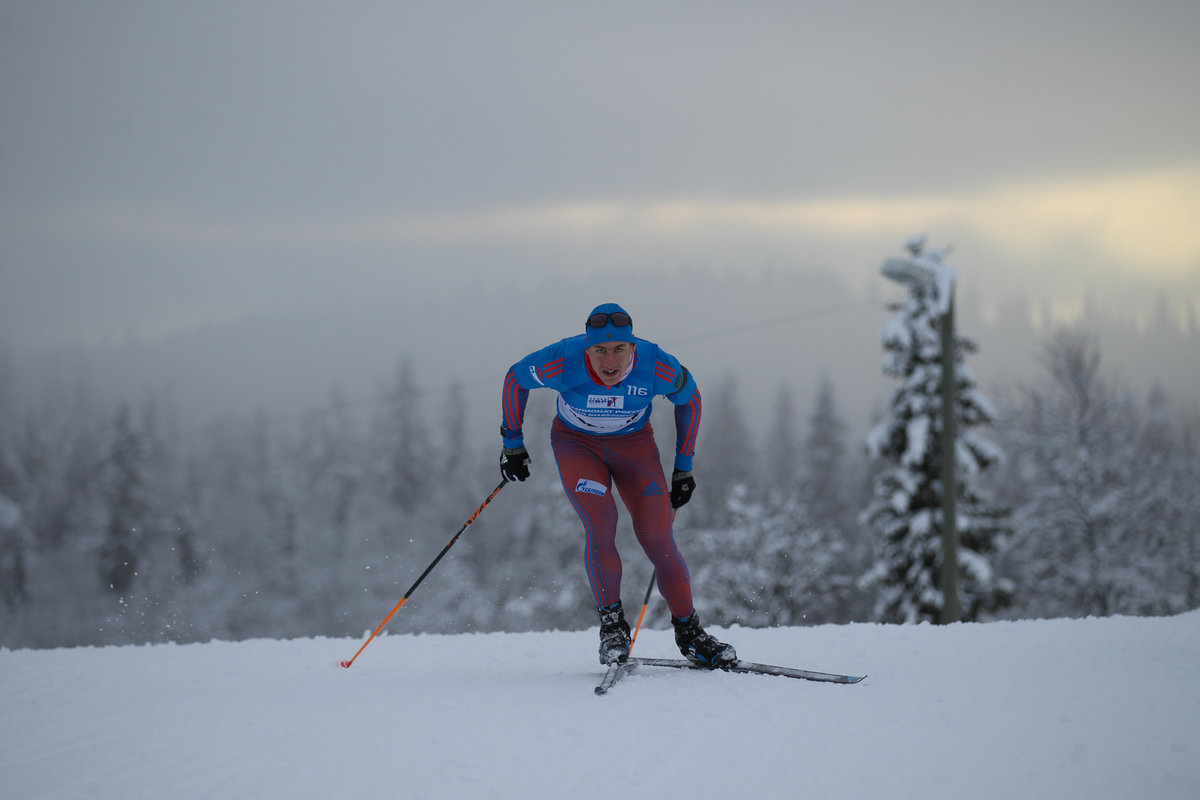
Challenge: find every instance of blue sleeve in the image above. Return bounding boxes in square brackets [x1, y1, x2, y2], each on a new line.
[672, 387, 700, 472]
[651, 345, 700, 471]
[650, 346, 696, 405]
[500, 339, 569, 448]
[501, 367, 530, 448]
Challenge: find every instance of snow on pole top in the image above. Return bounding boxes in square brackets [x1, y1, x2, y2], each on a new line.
[881, 236, 957, 316]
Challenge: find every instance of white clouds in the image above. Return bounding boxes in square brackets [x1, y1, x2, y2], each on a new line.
[804, 166, 1199, 279]
[268, 163, 1199, 281]
[5, 2, 1199, 356]
[69, 163, 1200, 300]
[956, 166, 1200, 277]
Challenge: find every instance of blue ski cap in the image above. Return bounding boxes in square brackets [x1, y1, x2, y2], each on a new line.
[585, 302, 634, 346]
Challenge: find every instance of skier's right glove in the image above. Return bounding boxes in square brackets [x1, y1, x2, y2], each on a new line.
[670, 470, 695, 509]
[500, 447, 531, 482]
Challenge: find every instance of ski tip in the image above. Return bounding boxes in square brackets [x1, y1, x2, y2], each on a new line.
[847, 674, 867, 684]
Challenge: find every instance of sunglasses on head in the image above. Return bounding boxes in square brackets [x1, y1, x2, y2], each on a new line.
[586, 311, 632, 328]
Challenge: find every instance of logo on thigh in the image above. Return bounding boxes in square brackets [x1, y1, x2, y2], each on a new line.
[641, 480, 664, 497]
[575, 478, 608, 497]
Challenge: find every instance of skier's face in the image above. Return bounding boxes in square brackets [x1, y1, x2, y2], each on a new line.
[587, 342, 635, 386]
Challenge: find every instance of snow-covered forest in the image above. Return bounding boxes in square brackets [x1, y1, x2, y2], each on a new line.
[2, 283, 1196, 651]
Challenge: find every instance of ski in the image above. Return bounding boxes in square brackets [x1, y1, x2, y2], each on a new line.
[594, 657, 638, 695]
[636, 656, 866, 685]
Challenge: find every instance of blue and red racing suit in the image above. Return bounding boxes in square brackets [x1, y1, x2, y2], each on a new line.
[501, 334, 701, 617]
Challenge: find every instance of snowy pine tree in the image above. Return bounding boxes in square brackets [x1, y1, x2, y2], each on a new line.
[297, 389, 364, 556]
[861, 239, 1012, 624]
[764, 383, 802, 503]
[1000, 330, 1182, 617]
[371, 356, 433, 514]
[0, 408, 29, 608]
[0, 492, 28, 609]
[799, 374, 850, 530]
[693, 485, 807, 627]
[99, 404, 149, 595]
[694, 373, 756, 525]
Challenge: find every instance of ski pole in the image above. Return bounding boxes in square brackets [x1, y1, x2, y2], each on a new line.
[340, 479, 507, 668]
[629, 570, 656, 653]
[629, 509, 676, 652]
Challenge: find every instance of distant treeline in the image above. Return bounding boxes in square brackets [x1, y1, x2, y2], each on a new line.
[1, 330, 1197, 649]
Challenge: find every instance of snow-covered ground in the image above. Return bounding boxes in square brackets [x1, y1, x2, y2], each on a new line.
[3, 612, 1197, 799]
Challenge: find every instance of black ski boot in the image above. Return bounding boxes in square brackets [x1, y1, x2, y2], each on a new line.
[598, 602, 632, 665]
[672, 612, 737, 668]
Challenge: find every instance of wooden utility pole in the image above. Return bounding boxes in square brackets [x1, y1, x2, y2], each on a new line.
[938, 292, 959, 624]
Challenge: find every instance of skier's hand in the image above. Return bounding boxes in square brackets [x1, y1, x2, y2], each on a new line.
[500, 447, 531, 482]
[670, 470, 695, 509]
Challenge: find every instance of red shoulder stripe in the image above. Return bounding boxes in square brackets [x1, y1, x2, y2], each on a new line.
[542, 357, 565, 378]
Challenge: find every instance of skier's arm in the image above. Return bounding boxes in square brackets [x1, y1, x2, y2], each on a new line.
[653, 346, 701, 472]
[672, 388, 700, 472]
[501, 366, 531, 448]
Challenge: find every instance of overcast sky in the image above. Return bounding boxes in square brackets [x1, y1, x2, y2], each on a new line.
[2, 0, 1199, 355]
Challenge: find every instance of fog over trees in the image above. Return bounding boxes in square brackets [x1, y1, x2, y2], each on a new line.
[3, 303, 1197, 649]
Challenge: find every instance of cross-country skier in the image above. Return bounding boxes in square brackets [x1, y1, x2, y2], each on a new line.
[499, 302, 736, 668]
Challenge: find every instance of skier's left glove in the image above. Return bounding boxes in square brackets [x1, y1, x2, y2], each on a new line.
[670, 470, 695, 509]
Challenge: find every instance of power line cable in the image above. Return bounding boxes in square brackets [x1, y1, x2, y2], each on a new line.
[664, 299, 873, 348]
